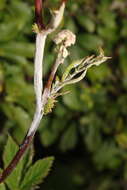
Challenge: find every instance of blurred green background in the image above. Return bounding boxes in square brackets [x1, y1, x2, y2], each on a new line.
[0, 0, 127, 189]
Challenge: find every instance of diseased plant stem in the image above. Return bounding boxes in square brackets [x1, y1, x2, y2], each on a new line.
[0, 32, 46, 183]
[34, 33, 46, 105]
[0, 1, 66, 183]
[27, 33, 46, 136]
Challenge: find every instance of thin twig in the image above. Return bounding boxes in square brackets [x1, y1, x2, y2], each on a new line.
[42, 45, 66, 103]
[51, 51, 111, 94]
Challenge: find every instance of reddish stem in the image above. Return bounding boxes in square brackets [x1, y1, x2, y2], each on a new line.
[61, 0, 68, 3]
[45, 64, 57, 91]
[43, 50, 62, 97]
[34, 0, 45, 30]
[0, 133, 34, 183]
[62, 0, 69, 6]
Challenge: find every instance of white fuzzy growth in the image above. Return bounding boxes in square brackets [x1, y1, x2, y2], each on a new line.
[27, 110, 43, 136]
[34, 33, 46, 111]
[27, 33, 46, 136]
[27, 2, 66, 136]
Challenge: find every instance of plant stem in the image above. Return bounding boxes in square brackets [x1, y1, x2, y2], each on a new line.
[35, 0, 45, 30]
[0, 133, 34, 183]
[43, 46, 64, 98]
[0, 33, 46, 183]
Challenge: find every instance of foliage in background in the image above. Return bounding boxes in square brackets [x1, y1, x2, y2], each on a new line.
[0, 0, 127, 189]
[0, 136, 54, 190]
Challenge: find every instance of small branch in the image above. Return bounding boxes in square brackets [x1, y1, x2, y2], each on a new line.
[51, 49, 111, 94]
[43, 45, 66, 101]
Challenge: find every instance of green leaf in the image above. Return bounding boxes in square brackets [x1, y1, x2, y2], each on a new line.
[5, 76, 34, 111]
[60, 124, 77, 151]
[40, 129, 56, 146]
[119, 46, 127, 76]
[1, 42, 34, 58]
[84, 123, 102, 152]
[40, 118, 66, 146]
[97, 26, 118, 43]
[76, 14, 95, 33]
[65, 17, 78, 33]
[0, 23, 19, 42]
[21, 157, 54, 190]
[121, 19, 127, 37]
[0, 0, 5, 10]
[10, 1, 32, 30]
[78, 34, 103, 51]
[116, 133, 127, 149]
[62, 85, 84, 111]
[21, 145, 34, 177]
[87, 63, 111, 82]
[3, 136, 24, 190]
[98, 10, 116, 28]
[3, 136, 18, 168]
[54, 103, 67, 117]
[0, 183, 6, 190]
[2, 104, 31, 133]
[93, 142, 121, 170]
[0, 2, 32, 42]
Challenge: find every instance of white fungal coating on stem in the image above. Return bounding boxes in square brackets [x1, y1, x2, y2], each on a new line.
[27, 3, 66, 136]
